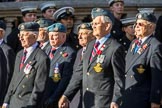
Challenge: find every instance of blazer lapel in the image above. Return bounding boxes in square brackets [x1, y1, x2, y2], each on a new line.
[13, 48, 39, 92]
[125, 36, 152, 73]
[88, 38, 112, 68]
[51, 45, 66, 65]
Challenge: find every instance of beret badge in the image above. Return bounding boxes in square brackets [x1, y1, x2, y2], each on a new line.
[66, 9, 70, 14]
[81, 24, 86, 29]
[137, 14, 142, 19]
[54, 27, 59, 32]
[20, 25, 25, 30]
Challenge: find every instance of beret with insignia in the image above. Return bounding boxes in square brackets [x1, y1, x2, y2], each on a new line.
[20, 6, 37, 16]
[18, 22, 40, 31]
[108, 0, 124, 6]
[136, 12, 157, 24]
[0, 20, 6, 30]
[91, 8, 114, 25]
[39, 2, 56, 12]
[35, 18, 53, 28]
[53, 7, 75, 21]
[77, 23, 92, 32]
[47, 23, 67, 33]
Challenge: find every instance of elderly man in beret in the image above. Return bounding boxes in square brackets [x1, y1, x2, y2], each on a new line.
[2, 22, 50, 108]
[39, 2, 57, 22]
[36, 18, 53, 52]
[0, 21, 15, 108]
[121, 12, 162, 108]
[59, 8, 125, 108]
[42, 23, 76, 108]
[53, 7, 81, 51]
[69, 23, 95, 108]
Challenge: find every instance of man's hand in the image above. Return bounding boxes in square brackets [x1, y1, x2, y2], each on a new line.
[110, 102, 119, 108]
[151, 103, 160, 108]
[58, 95, 69, 108]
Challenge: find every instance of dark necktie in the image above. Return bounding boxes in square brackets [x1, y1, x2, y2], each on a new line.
[20, 50, 27, 70]
[49, 47, 56, 59]
[90, 41, 100, 62]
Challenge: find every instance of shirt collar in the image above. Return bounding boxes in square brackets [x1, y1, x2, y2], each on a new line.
[0, 38, 4, 45]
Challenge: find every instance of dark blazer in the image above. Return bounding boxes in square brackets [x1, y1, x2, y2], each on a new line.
[4, 46, 50, 108]
[155, 15, 162, 42]
[42, 42, 50, 53]
[121, 35, 162, 108]
[43, 43, 76, 107]
[0, 41, 15, 105]
[64, 36, 125, 108]
[5, 27, 23, 53]
[70, 48, 83, 108]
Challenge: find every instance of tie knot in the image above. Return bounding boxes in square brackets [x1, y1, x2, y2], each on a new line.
[135, 39, 142, 46]
[94, 41, 100, 48]
[23, 50, 27, 55]
[51, 47, 56, 53]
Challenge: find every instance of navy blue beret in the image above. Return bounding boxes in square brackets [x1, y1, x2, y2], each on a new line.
[0, 20, 6, 30]
[18, 22, 40, 31]
[47, 23, 66, 33]
[91, 8, 114, 25]
[35, 18, 53, 28]
[136, 12, 157, 24]
[77, 23, 92, 32]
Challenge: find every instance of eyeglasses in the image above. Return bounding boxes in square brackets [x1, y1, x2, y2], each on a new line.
[18, 32, 33, 37]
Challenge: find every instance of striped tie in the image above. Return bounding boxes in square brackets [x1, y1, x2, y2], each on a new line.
[49, 47, 56, 59]
[90, 41, 100, 62]
[20, 50, 27, 70]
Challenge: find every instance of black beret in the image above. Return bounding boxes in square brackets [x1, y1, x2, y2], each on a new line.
[0, 20, 6, 30]
[136, 12, 157, 24]
[18, 22, 40, 31]
[35, 18, 53, 28]
[91, 8, 114, 25]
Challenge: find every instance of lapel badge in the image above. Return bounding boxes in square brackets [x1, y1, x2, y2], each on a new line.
[137, 48, 143, 54]
[137, 65, 145, 74]
[142, 44, 148, 50]
[93, 63, 103, 73]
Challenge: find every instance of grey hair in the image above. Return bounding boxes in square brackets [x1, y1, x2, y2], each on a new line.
[101, 16, 113, 25]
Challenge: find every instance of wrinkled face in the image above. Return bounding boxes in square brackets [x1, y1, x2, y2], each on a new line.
[19, 31, 37, 48]
[23, 13, 37, 22]
[78, 29, 95, 47]
[37, 28, 49, 42]
[60, 17, 74, 29]
[49, 32, 66, 47]
[123, 25, 135, 37]
[91, 16, 110, 39]
[110, 2, 124, 14]
[134, 19, 152, 38]
[43, 8, 56, 20]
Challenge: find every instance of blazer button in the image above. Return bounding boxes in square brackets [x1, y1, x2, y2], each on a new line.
[87, 72, 90, 76]
[22, 85, 25, 88]
[130, 75, 133, 78]
[125, 74, 127, 77]
[18, 95, 22, 98]
[86, 88, 89, 90]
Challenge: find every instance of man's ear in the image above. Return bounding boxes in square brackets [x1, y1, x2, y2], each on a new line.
[105, 23, 112, 32]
